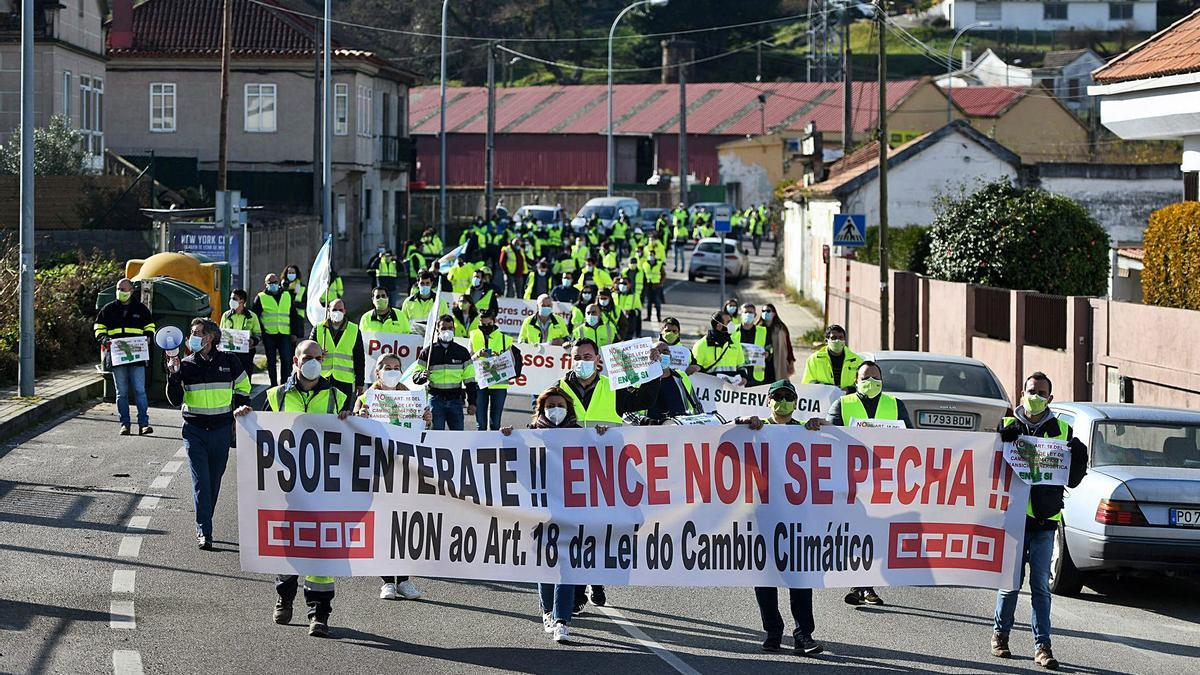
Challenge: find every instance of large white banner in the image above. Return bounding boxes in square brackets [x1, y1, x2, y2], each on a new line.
[688, 373, 842, 420]
[361, 332, 425, 384]
[237, 413, 1029, 590]
[495, 297, 574, 336]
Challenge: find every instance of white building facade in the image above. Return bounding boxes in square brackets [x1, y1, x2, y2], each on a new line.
[940, 1, 1157, 32]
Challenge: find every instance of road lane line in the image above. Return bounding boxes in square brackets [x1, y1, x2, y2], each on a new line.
[175, 446, 187, 458]
[161, 460, 183, 474]
[126, 515, 152, 532]
[109, 599, 136, 629]
[149, 474, 172, 490]
[137, 495, 160, 510]
[112, 570, 136, 594]
[112, 650, 144, 675]
[598, 606, 701, 675]
[117, 536, 143, 558]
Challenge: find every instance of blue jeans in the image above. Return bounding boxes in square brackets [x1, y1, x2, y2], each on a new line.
[430, 395, 464, 431]
[476, 388, 507, 430]
[111, 364, 149, 427]
[182, 421, 232, 538]
[673, 242, 686, 270]
[994, 527, 1054, 646]
[539, 583, 576, 623]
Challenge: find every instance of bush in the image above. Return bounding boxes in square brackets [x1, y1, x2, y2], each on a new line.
[0, 238, 123, 385]
[0, 114, 87, 176]
[1143, 202, 1200, 310]
[923, 179, 1110, 296]
[857, 224, 933, 274]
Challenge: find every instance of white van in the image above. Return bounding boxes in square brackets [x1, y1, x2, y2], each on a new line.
[570, 197, 640, 233]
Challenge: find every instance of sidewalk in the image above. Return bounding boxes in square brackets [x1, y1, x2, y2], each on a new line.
[0, 365, 104, 441]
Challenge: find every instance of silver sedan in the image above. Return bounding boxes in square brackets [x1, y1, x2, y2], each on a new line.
[863, 351, 1012, 432]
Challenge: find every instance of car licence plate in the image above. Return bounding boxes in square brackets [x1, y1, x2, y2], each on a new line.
[918, 412, 975, 429]
[1169, 508, 1200, 527]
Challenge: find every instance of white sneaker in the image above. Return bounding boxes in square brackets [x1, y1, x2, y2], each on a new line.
[552, 621, 569, 642]
[542, 613, 554, 633]
[379, 582, 399, 600]
[396, 579, 422, 600]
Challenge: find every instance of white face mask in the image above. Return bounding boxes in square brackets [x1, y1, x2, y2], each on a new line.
[379, 369, 404, 387]
[230, 298, 242, 309]
[545, 406, 568, 426]
[439, 330, 455, 343]
[299, 358, 322, 381]
[328, 310, 345, 323]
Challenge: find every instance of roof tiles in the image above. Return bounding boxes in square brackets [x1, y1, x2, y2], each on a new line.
[1093, 9, 1200, 83]
[947, 86, 1026, 117]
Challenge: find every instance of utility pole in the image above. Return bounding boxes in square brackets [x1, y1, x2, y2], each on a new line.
[876, 1, 889, 350]
[218, 0, 232, 192]
[18, 0, 34, 396]
[312, 22, 322, 217]
[676, 40, 690, 207]
[842, 9, 853, 154]
[485, 42, 496, 217]
[322, 0, 333, 251]
[756, 40, 762, 82]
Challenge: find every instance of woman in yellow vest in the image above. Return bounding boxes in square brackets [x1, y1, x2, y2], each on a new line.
[220, 288, 262, 378]
[452, 294, 480, 338]
[354, 353, 431, 604]
[282, 264, 307, 323]
[469, 308, 524, 430]
[805, 360, 910, 608]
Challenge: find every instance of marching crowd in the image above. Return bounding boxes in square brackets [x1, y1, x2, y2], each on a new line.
[92, 204, 1085, 668]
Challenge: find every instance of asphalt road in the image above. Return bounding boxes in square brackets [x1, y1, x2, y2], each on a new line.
[3, 249, 1199, 674]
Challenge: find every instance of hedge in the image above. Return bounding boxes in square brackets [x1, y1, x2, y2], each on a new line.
[857, 224, 932, 274]
[1143, 201, 1200, 310]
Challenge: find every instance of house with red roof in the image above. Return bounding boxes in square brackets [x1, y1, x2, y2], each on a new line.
[103, 0, 420, 264]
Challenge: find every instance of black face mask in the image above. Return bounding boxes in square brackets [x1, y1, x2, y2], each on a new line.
[481, 323, 496, 333]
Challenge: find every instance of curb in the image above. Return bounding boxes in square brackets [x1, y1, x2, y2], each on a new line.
[0, 376, 105, 441]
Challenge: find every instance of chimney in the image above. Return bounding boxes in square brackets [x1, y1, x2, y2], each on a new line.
[960, 45, 972, 70]
[109, 0, 134, 50]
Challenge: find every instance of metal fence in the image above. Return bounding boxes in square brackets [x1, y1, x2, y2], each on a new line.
[973, 286, 1011, 341]
[1024, 293, 1067, 350]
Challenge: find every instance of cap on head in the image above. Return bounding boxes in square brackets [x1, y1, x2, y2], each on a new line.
[768, 380, 797, 397]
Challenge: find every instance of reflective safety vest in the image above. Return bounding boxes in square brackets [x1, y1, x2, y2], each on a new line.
[572, 320, 617, 348]
[611, 221, 628, 241]
[801, 346, 862, 389]
[453, 311, 480, 338]
[672, 224, 690, 243]
[643, 240, 666, 261]
[736, 324, 768, 383]
[575, 268, 613, 291]
[414, 346, 474, 393]
[558, 375, 623, 427]
[691, 337, 745, 374]
[220, 310, 262, 341]
[314, 321, 360, 384]
[257, 291, 293, 335]
[266, 381, 347, 414]
[320, 277, 344, 304]
[377, 257, 398, 278]
[401, 294, 437, 323]
[469, 328, 514, 390]
[640, 260, 665, 285]
[524, 271, 554, 300]
[615, 290, 639, 313]
[449, 262, 477, 294]
[406, 251, 427, 279]
[359, 307, 412, 335]
[518, 314, 569, 344]
[547, 227, 563, 247]
[839, 393, 900, 426]
[182, 364, 251, 416]
[602, 250, 618, 269]
[287, 282, 307, 321]
[1003, 416, 1071, 521]
[623, 268, 645, 297]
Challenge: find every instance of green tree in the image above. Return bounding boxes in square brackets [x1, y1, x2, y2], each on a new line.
[0, 114, 87, 176]
[923, 179, 1110, 296]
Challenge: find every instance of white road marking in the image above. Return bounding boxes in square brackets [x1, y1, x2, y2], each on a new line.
[112, 650, 144, 675]
[174, 446, 187, 458]
[149, 474, 172, 490]
[109, 599, 136, 629]
[137, 495, 160, 510]
[161, 460, 183, 474]
[126, 515, 151, 532]
[112, 570, 136, 594]
[117, 536, 143, 558]
[598, 606, 701, 675]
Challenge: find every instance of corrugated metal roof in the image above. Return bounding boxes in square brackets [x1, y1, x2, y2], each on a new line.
[948, 86, 1026, 117]
[408, 80, 921, 137]
[1093, 9, 1200, 83]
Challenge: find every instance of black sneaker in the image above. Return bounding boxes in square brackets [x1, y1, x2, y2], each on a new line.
[589, 585, 607, 607]
[308, 617, 330, 638]
[197, 534, 212, 550]
[794, 634, 824, 656]
[861, 588, 884, 606]
[273, 598, 293, 624]
[572, 602, 586, 616]
[119, 425, 131, 436]
[139, 426, 153, 436]
[762, 635, 782, 652]
[843, 590, 865, 606]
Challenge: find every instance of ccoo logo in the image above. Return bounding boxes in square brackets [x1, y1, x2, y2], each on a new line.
[258, 509, 374, 559]
[887, 522, 1005, 573]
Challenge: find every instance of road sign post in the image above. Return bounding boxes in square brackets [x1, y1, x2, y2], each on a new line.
[832, 213, 866, 248]
[714, 205, 733, 305]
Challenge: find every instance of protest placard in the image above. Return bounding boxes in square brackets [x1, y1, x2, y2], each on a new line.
[361, 332, 424, 384]
[600, 337, 662, 390]
[1004, 437, 1071, 486]
[850, 418, 907, 430]
[474, 350, 517, 389]
[362, 389, 427, 430]
[688, 373, 841, 420]
[741, 344, 767, 368]
[668, 345, 691, 370]
[219, 328, 251, 353]
[109, 336, 149, 365]
[508, 344, 572, 395]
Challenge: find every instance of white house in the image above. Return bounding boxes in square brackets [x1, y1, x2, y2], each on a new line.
[781, 121, 1022, 302]
[935, 48, 1033, 89]
[939, 1, 1157, 32]
[1034, 49, 1108, 112]
[1090, 8, 1200, 201]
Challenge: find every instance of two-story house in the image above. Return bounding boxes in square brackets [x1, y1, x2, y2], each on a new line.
[0, 0, 107, 168]
[1034, 49, 1107, 113]
[103, 0, 419, 265]
[939, 0, 1157, 32]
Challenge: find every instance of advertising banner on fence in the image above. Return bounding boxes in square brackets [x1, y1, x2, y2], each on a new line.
[237, 414, 1028, 589]
[495, 298, 574, 336]
[219, 328, 251, 354]
[689, 374, 841, 420]
[362, 332, 425, 384]
[1004, 437, 1072, 486]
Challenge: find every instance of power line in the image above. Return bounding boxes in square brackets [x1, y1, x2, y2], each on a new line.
[495, 41, 764, 74]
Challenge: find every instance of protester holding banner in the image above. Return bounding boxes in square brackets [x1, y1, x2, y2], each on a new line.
[692, 311, 747, 383]
[760, 303, 795, 382]
[412, 315, 477, 430]
[469, 308, 523, 430]
[252, 273, 301, 387]
[558, 338, 660, 428]
[801, 324, 861, 390]
[219, 289, 262, 378]
[309, 298, 364, 400]
[735, 303, 770, 386]
[165, 318, 251, 550]
[571, 304, 618, 348]
[94, 278, 155, 436]
[517, 295, 570, 345]
[636, 341, 705, 423]
[992, 372, 1088, 670]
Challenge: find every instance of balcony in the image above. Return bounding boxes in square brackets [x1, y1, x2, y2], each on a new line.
[381, 135, 414, 172]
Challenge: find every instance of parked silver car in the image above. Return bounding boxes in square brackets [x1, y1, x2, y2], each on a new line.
[1048, 403, 1200, 595]
[514, 204, 566, 226]
[570, 197, 640, 232]
[864, 351, 1012, 432]
[688, 237, 749, 282]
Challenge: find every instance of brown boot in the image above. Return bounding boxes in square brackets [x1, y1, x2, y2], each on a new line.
[1034, 644, 1058, 670]
[991, 632, 1011, 658]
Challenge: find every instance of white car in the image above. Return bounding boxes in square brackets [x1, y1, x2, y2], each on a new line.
[688, 237, 749, 282]
[514, 204, 566, 226]
[862, 351, 1011, 432]
[570, 197, 640, 233]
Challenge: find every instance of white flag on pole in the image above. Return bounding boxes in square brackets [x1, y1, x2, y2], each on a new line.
[306, 236, 333, 324]
[437, 241, 469, 274]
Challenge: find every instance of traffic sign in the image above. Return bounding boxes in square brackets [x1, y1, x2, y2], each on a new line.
[714, 205, 733, 233]
[833, 213, 866, 248]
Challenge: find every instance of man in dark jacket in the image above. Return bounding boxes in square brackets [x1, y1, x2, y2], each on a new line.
[412, 315, 478, 430]
[94, 278, 156, 435]
[991, 371, 1088, 671]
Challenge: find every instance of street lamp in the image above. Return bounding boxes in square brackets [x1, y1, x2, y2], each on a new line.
[608, 0, 669, 197]
[946, 21, 991, 125]
[439, 0, 450, 245]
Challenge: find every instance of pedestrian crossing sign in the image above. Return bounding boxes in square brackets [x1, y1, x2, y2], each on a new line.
[833, 214, 866, 248]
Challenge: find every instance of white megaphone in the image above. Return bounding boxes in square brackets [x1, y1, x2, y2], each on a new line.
[155, 325, 184, 357]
